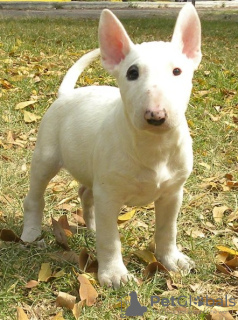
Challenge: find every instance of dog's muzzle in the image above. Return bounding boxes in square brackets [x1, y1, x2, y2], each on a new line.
[144, 109, 167, 126]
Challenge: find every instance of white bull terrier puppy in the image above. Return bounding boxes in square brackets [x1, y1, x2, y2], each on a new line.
[21, 4, 202, 288]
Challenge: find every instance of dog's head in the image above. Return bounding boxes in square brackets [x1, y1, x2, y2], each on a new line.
[98, 4, 201, 133]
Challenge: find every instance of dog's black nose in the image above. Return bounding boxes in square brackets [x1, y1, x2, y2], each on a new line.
[144, 109, 167, 126]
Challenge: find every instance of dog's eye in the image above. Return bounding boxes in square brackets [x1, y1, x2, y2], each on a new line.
[126, 65, 139, 81]
[173, 68, 182, 76]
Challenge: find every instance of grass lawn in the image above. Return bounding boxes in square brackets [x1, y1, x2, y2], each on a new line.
[0, 12, 238, 320]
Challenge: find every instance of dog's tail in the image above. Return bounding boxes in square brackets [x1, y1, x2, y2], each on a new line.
[58, 48, 100, 97]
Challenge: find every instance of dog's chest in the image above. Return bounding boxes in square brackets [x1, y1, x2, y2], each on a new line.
[124, 163, 176, 206]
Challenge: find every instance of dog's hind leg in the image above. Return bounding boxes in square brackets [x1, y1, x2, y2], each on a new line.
[21, 148, 61, 242]
[78, 186, 96, 231]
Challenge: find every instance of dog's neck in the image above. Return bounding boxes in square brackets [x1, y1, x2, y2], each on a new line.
[114, 99, 189, 168]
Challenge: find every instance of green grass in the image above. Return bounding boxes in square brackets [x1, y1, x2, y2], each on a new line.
[0, 14, 238, 320]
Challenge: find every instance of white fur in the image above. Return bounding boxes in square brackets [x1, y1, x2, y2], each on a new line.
[21, 4, 202, 288]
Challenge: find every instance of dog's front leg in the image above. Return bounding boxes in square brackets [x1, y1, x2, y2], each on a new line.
[93, 186, 134, 288]
[154, 188, 195, 272]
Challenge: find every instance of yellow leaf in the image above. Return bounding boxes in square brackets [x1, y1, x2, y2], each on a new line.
[23, 110, 41, 123]
[38, 262, 52, 282]
[118, 209, 136, 222]
[198, 162, 211, 170]
[15, 101, 37, 110]
[17, 307, 29, 320]
[217, 246, 238, 256]
[52, 312, 65, 320]
[53, 269, 65, 278]
[133, 249, 157, 263]
[72, 301, 84, 319]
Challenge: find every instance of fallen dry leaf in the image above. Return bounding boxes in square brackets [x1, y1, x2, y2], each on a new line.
[225, 256, 238, 269]
[56, 291, 76, 310]
[52, 312, 65, 320]
[38, 262, 52, 282]
[15, 100, 37, 110]
[73, 209, 86, 226]
[213, 206, 229, 223]
[72, 301, 84, 319]
[0, 229, 21, 242]
[216, 264, 231, 275]
[23, 110, 41, 123]
[17, 307, 29, 320]
[210, 309, 234, 320]
[133, 249, 157, 264]
[58, 215, 73, 237]
[215, 252, 229, 264]
[79, 248, 90, 271]
[86, 260, 98, 273]
[217, 246, 238, 256]
[25, 280, 39, 289]
[144, 261, 168, 278]
[186, 228, 205, 238]
[166, 278, 178, 291]
[48, 251, 80, 265]
[118, 209, 136, 223]
[52, 216, 70, 251]
[78, 274, 98, 307]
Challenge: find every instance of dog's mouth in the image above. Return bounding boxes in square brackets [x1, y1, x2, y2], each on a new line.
[146, 118, 166, 126]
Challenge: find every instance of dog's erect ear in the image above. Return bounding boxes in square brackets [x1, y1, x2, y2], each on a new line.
[99, 9, 133, 73]
[172, 4, 202, 70]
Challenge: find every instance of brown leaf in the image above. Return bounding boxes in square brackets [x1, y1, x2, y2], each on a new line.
[144, 261, 168, 278]
[56, 291, 76, 310]
[25, 280, 39, 289]
[86, 260, 98, 273]
[0, 79, 13, 89]
[78, 274, 98, 307]
[17, 307, 29, 320]
[215, 252, 229, 264]
[73, 209, 86, 226]
[58, 215, 73, 237]
[225, 256, 238, 269]
[79, 248, 90, 271]
[0, 229, 21, 242]
[211, 309, 234, 320]
[166, 278, 178, 291]
[216, 264, 231, 275]
[38, 262, 52, 282]
[51, 216, 70, 250]
[48, 251, 80, 265]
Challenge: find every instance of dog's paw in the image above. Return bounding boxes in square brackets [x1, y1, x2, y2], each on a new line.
[21, 228, 41, 243]
[98, 264, 137, 289]
[156, 249, 195, 273]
